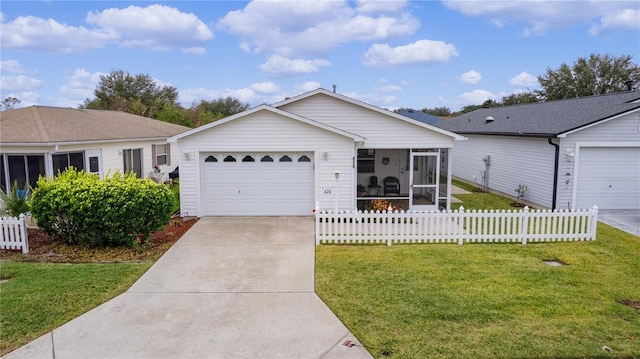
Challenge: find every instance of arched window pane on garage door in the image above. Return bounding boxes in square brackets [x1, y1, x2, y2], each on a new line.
[223, 155, 236, 162]
[260, 155, 274, 162]
[242, 155, 255, 162]
[204, 155, 217, 162]
[279, 155, 292, 162]
[298, 155, 311, 162]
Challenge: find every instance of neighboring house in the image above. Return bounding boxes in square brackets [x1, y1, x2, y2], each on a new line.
[0, 106, 190, 191]
[397, 109, 443, 125]
[435, 91, 640, 210]
[168, 88, 464, 217]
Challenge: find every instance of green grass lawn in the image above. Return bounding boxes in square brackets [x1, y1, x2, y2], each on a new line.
[316, 181, 640, 358]
[0, 262, 151, 355]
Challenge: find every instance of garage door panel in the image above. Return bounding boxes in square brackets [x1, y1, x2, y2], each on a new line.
[576, 147, 640, 210]
[201, 152, 314, 216]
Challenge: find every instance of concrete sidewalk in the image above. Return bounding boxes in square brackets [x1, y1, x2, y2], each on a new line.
[4, 217, 372, 359]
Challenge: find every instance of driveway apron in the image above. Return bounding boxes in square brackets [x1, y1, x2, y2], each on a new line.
[4, 217, 372, 359]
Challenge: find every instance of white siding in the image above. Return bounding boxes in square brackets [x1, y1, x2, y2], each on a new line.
[450, 135, 556, 208]
[279, 95, 454, 148]
[1, 140, 180, 181]
[558, 112, 640, 209]
[176, 110, 355, 217]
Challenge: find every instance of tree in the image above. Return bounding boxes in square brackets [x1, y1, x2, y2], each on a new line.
[81, 70, 179, 118]
[501, 92, 541, 106]
[537, 54, 640, 100]
[1, 97, 21, 111]
[421, 106, 451, 116]
[188, 98, 251, 127]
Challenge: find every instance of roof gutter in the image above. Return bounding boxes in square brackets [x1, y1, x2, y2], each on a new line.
[547, 137, 559, 210]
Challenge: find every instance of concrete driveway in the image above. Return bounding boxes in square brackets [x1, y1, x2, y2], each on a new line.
[4, 217, 372, 359]
[597, 209, 640, 237]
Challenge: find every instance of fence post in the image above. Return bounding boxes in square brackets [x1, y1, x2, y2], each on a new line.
[315, 201, 320, 245]
[457, 206, 464, 245]
[19, 213, 29, 254]
[520, 206, 529, 245]
[590, 205, 598, 240]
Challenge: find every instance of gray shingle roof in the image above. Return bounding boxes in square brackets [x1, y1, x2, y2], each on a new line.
[0, 106, 191, 144]
[397, 109, 443, 125]
[435, 91, 640, 137]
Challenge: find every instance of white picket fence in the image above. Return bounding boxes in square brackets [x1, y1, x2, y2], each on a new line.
[315, 205, 598, 245]
[0, 214, 29, 253]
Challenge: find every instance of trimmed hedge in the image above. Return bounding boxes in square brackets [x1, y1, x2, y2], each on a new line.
[31, 169, 174, 246]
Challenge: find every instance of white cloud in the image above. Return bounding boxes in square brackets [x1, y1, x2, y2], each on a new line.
[86, 5, 213, 50]
[0, 5, 213, 54]
[343, 91, 398, 109]
[296, 81, 322, 92]
[375, 84, 402, 92]
[442, 0, 638, 35]
[457, 89, 497, 106]
[260, 55, 331, 78]
[459, 70, 482, 85]
[363, 39, 458, 67]
[509, 71, 539, 87]
[1, 75, 41, 91]
[356, 0, 409, 14]
[0, 60, 31, 74]
[0, 15, 116, 53]
[589, 8, 640, 35]
[250, 82, 279, 94]
[218, 0, 419, 57]
[59, 68, 104, 102]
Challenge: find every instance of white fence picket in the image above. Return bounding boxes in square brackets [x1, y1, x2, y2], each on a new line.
[0, 214, 29, 253]
[315, 205, 598, 246]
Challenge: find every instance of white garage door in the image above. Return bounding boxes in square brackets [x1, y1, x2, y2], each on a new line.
[576, 147, 640, 209]
[201, 153, 314, 216]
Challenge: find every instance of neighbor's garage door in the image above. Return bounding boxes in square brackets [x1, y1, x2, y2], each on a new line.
[575, 147, 640, 209]
[201, 153, 314, 216]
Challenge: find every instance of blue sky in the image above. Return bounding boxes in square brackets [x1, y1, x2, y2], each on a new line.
[1, 1, 638, 112]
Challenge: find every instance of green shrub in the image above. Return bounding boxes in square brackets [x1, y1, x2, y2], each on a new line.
[0, 181, 31, 217]
[30, 169, 174, 246]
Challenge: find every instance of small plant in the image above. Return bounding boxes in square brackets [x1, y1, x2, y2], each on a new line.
[0, 181, 31, 217]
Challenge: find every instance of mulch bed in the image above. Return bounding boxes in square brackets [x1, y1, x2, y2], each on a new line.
[0, 217, 198, 263]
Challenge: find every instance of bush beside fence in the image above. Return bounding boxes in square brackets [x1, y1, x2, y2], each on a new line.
[0, 214, 29, 253]
[315, 206, 598, 245]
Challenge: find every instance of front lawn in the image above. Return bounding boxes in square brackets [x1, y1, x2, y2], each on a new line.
[0, 262, 151, 355]
[316, 182, 640, 358]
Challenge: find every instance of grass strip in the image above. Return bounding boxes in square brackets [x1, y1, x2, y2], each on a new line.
[0, 261, 151, 355]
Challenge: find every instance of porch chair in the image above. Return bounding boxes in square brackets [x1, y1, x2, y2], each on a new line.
[367, 176, 381, 196]
[383, 176, 400, 196]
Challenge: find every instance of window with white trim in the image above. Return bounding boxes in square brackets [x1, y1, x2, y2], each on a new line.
[152, 144, 170, 166]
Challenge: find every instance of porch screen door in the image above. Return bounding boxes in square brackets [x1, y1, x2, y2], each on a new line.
[410, 152, 439, 211]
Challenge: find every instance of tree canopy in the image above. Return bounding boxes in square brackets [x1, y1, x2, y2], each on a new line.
[1, 97, 21, 111]
[537, 53, 640, 101]
[81, 70, 251, 127]
[81, 70, 179, 119]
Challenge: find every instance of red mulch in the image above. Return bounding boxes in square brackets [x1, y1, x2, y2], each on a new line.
[0, 217, 198, 263]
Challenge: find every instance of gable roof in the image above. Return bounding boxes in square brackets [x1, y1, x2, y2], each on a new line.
[168, 104, 366, 142]
[397, 109, 443, 125]
[0, 106, 191, 145]
[435, 91, 640, 137]
[272, 88, 465, 140]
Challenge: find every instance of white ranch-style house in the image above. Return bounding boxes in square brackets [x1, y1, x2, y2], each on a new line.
[169, 88, 465, 217]
[436, 91, 640, 211]
[0, 106, 190, 191]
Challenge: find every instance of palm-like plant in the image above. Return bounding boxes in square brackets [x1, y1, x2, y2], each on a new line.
[0, 181, 31, 217]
